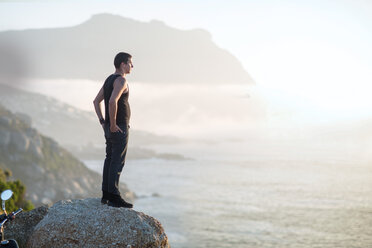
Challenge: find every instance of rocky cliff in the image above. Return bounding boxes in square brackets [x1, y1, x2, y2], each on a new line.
[0, 105, 133, 206]
[6, 198, 169, 248]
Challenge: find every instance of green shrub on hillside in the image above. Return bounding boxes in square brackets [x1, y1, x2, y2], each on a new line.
[0, 168, 34, 212]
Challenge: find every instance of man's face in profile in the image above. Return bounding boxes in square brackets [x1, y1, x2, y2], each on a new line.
[123, 58, 133, 74]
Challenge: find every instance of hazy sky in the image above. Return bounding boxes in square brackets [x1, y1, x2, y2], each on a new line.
[1, 0, 372, 124]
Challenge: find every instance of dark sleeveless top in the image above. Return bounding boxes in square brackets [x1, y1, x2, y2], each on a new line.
[103, 74, 131, 125]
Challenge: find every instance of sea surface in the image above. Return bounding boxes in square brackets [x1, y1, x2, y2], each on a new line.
[84, 141, 372, 248]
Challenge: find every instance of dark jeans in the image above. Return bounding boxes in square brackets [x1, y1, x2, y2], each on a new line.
[102, 123, 129, 195]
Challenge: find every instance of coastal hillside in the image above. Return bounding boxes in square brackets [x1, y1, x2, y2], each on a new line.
[0, 84, 188, 160]
[0, 13, 253, 84]
[0, 104, 133, 206]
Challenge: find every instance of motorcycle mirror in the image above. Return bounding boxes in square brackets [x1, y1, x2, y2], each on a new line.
[1, 190, 13, 201]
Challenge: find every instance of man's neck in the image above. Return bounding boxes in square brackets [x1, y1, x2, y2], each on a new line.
[114, 69, 125, 77]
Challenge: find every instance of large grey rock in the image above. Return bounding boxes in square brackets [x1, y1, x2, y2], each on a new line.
[27, 198, 169, 248]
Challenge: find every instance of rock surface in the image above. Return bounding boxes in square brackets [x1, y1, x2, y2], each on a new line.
[27, 198, 169, 248]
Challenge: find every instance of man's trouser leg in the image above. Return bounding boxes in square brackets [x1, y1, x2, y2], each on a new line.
[102, 124, 112, 192]
[105, 124, 129, 195]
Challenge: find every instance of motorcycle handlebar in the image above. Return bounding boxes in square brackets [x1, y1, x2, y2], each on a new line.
[0, 208, 23, 226]
[9, 208, 23, 220]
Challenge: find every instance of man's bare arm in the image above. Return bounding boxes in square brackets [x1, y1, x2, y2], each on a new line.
[93, 86, 105, 126]
[109, 77, 127, 133]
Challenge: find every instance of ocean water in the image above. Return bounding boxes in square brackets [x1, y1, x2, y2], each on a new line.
[84, 141, 372, 248]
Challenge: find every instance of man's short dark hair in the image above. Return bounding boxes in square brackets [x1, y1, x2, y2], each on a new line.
[114, 52, 132, 69]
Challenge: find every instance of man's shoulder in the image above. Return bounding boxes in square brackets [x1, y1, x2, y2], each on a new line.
[114, 75, 126, 86]
[104, 74, 124, 84]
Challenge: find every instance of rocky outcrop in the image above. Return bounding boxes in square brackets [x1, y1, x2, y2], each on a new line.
[21, 198, 169, 248]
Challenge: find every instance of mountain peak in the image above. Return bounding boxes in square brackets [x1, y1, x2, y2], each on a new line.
[0, 13, 253, 84]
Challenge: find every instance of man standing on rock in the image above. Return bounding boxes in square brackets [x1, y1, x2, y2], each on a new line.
[93, 52, 134, 208]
